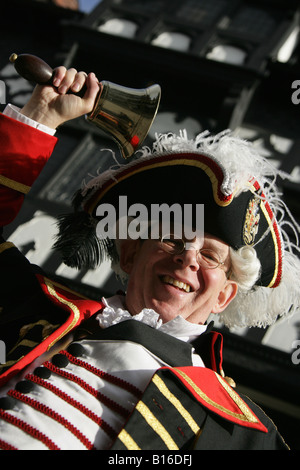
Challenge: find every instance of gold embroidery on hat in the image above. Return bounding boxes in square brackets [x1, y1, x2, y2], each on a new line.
[243, 197, 260, 245]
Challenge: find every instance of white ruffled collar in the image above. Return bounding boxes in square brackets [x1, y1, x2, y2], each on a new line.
[96, 295, 207, 343]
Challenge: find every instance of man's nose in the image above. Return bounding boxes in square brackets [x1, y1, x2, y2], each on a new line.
[173, 249, 200, 271]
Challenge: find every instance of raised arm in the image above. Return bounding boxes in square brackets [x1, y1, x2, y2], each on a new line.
[0, 67, 100, 227]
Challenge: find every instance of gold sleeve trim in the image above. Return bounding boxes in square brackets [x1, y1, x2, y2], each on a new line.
[136, 401, 179, 450]
[117, 429, 141, 450]
[43, 276, 91, 300]
[152, 374, 200, 434]
[0, 174, 31, 194]
[0, 242, 15, 254]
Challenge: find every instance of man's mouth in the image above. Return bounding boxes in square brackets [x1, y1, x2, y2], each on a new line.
[161, 275, 191, 293]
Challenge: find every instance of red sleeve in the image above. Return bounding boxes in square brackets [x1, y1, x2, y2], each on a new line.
[0, 113, 58, 226]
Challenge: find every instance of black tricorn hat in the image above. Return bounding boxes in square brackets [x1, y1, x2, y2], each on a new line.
[54, 131, 285, 288]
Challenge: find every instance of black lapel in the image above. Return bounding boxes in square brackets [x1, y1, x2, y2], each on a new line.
[191, 321, 221, 370]
[79, 320, 194, 367]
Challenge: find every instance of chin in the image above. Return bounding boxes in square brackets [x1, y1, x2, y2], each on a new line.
[145, 298, 186, 323]
[155, 308, 180, 324]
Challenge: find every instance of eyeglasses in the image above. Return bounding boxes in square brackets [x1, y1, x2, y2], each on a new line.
[159, 235, 226, 270]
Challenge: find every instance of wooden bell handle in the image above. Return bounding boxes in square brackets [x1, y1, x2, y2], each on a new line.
[10, 53, 54, 85]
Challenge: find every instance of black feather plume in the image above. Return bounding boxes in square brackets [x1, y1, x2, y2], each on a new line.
[53, 211, 113, 270]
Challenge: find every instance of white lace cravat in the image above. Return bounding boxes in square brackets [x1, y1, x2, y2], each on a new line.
[97, 295, 207, 346]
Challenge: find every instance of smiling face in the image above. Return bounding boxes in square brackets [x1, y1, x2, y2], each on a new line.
[120, 233, 238, 325]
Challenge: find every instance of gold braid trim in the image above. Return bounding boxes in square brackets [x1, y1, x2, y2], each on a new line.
[117, 429, 141, 450]
[260, 201, 279, 287]
[214, 373, 259, 422]
[87, 157, 233, 215]
[44, 279, 81, 350]
[0, 242, 15, 254]
[136, 401, 179, 450]
[0, 175, 31, 194]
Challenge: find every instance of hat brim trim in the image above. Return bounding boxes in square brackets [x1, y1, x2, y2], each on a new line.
[249, 180, 282, 288]
[84, 153, 234, 215]
[259, 195, 282, 288]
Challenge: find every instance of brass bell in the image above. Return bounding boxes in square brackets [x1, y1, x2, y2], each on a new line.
[87, 80, 161, 159]
[9, 53, 161, 159]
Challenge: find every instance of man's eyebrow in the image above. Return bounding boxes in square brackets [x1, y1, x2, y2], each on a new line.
[201, 239, 227, 256]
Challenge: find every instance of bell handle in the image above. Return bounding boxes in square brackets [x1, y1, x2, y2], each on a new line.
[9, 53, 54, 85]
[9, 53, 91, 98]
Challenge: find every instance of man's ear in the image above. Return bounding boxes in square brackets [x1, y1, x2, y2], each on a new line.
[119, 239, 141, 275]
[211, 280, 238, 314]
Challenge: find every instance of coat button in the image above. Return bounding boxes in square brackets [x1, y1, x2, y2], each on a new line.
[51, 353, 69, 368]
[67, 343, 86, 357]
[0, 396, 16, 410]
[15, 380, 35, 393]
[34, 366, 51, 379]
